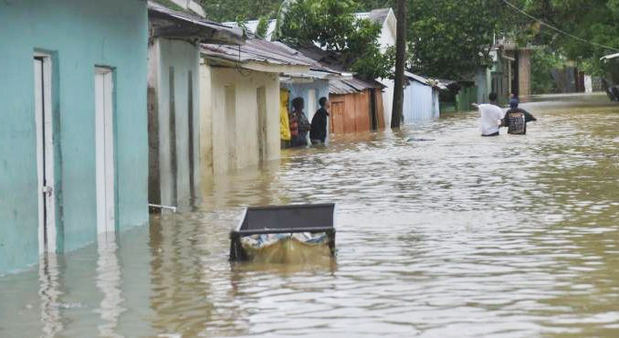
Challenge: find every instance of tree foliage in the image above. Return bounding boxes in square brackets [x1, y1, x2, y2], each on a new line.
[406, 0, 507, 80]
[278, 0, 394, 80]
[531, 48, 563, 93]
[512, 0, 619, 75]
[200, 0, 281, 22]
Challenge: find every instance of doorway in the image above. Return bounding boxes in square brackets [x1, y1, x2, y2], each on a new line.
[306, 89, 317, 122]
[34, 54, 57, 254]
[95, 67, 116, 235]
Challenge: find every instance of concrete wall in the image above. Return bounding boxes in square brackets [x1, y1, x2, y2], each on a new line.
[200, 64, 281, 177]
[148, 39, 201, 210]
[0, 0, 148, 274]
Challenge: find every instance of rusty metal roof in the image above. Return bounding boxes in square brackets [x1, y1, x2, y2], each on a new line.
[148, 1, 244, 45]
[329, 77, 385, 95]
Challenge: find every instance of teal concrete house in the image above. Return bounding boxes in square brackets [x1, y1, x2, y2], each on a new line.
[0, 0, 149, 274]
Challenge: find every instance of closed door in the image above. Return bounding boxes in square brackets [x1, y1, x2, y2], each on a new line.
[34, 55, 57, 254]
[95, 67, 115, 235]
[330, 100, 345, 134]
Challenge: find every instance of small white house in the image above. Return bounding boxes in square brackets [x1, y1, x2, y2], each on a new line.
[355, 9, 398, 126]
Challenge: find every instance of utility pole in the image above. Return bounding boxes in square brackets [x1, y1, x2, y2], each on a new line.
[391, 0, 407, 128]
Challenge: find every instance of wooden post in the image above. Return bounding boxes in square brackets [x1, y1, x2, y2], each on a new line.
[392, 0, 407, 128]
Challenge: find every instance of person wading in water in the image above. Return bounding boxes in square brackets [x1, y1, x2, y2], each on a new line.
[502, 94, 537, 135]
[472, 92, 504, 137]
[310, 97, 330, 145]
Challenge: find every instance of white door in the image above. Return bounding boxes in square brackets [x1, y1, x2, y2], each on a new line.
[34, 55, 57, 254]
[95, 67, 116, 235]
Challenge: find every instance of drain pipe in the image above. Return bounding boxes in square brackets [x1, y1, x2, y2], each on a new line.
[149, 203, 178, 213]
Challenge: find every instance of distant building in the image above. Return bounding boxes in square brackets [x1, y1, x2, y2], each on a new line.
[147, 1, 243, 211]
[355, 9, 398, 126]
[482, 40, 536, 103]
[0, 0, 149, 273]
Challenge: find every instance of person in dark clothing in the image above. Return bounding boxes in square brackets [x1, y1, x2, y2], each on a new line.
[290, 97, 310, 147]
[502, 97, 537, 135]
[310, 97, 330, 145]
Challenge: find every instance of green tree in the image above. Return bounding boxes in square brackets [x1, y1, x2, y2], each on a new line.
[200, 0, 281, 22]
[510, 0, 619, 75]
[278, 0, 394, 80]
[407, 0, 508, 80]
[530, 48, 563, 93]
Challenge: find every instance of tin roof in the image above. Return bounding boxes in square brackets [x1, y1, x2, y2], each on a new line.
[202, 37, 313, 73]
[148, 1, 244, 45]
[329, 77, 385, 95]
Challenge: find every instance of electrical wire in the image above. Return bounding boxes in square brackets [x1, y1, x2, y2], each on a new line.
[501, 0, 619, 52]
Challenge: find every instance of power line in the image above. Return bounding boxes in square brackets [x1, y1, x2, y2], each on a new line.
[501, 0, 619, 52]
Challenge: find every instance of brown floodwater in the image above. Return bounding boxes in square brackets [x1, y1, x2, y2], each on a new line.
[1, 93, 618, 337]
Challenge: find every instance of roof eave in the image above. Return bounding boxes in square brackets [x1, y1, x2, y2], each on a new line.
[148, 3, 244, 45]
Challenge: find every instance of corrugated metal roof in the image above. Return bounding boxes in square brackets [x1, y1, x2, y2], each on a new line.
[329, 77, 385, 95]
[404, 71, 449, 90]
[202, 37, 313, 68]
[225, 20, 278, 41]
[148, 1, 244, 44]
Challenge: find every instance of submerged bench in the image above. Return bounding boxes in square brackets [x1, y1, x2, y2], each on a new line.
[229, 203, 336, 262]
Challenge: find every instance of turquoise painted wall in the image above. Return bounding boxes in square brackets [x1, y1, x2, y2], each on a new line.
[0, 0, 149, 274]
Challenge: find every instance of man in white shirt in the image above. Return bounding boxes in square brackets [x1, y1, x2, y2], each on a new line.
[472, 92, 504, 137]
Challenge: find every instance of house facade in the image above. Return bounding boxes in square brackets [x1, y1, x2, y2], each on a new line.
[200, 39, 311, 176]
[147, 2, 243, 211]
[356, 8, 397, 126]
[0, 0, 149, 273]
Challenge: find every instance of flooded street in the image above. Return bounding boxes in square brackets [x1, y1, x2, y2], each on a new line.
[1, 94, 618, 337]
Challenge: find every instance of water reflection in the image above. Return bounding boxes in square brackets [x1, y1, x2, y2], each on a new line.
[95, 235, 125, 337]
[38, 253, 63, 337]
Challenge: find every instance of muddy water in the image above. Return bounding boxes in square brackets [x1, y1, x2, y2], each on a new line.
[1, 94, 618, 337]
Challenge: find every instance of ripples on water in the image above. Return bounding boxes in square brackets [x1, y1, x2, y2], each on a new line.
[1, 95, 618, 337]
